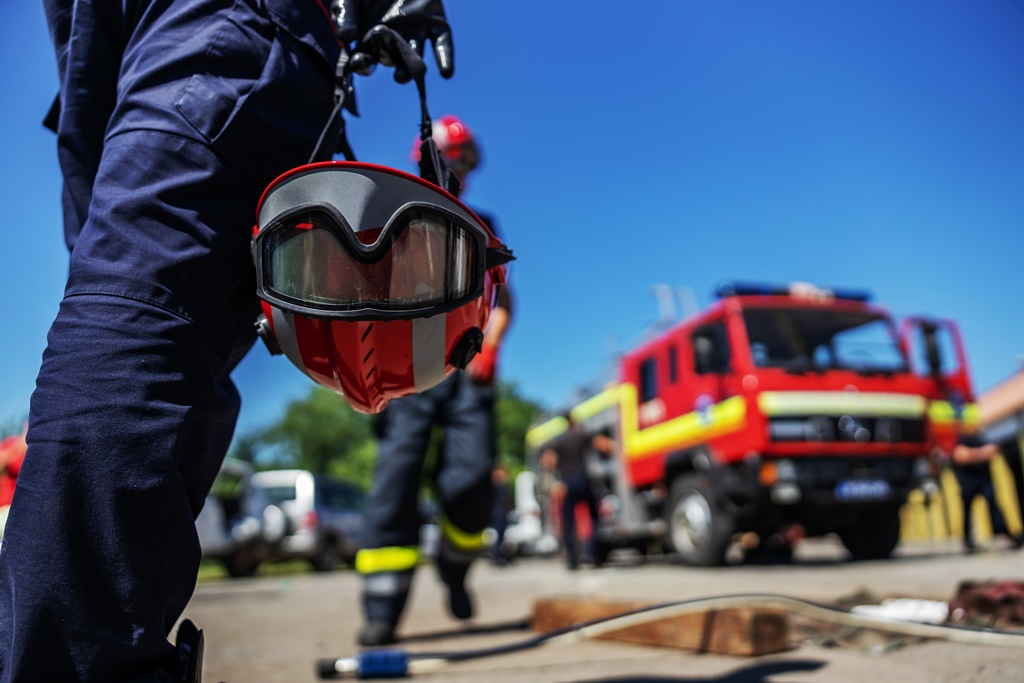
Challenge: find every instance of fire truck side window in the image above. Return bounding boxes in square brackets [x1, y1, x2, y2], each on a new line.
[639, 357, 658, 403]
[692, 323, 730, 374]
[668, 346, 678, 383]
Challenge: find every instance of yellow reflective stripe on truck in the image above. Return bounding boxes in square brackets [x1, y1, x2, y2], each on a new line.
[618, 383, 747, 459]
[927, 400, 979, 426]
[355, 546, 420, 575]
[525, 383, 747, 459]
[757, 391, 926, 418]
[524, 385, 624, 448]
[571, 385, 626, 422]
[525, 416, 569, 448]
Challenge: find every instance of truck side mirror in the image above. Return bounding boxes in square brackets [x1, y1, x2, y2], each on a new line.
[921, 321, 943, 377]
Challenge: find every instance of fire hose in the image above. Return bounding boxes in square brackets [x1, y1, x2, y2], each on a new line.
[316, 592, 1024, 679]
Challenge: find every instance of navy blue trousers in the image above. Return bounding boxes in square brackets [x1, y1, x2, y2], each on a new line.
[367, 373, 496, 548]
[561, 474, 599, 569]
[361, 372, 495, 622]
[956, 467, 1010, 547]
[0, 1, 338, 680]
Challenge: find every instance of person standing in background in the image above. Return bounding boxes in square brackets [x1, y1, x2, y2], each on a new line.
[545, 413, 615, 570]
[488, 464, 513, 566]
[952, 423, 1024, 553]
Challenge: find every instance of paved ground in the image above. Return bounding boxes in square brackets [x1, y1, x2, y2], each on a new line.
[182, 538, 1024, 683]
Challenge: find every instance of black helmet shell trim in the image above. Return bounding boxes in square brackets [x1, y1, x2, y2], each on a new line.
[254, 162, 500, 321]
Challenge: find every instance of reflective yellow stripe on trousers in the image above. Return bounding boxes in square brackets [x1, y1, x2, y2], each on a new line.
[355, 546, 420, 575]
[440, 517, 487, 553]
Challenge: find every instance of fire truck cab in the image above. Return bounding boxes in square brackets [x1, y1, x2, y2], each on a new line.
[526, 282, 975, 566]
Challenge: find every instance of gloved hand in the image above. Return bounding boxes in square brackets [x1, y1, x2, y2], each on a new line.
[466, 342, 499, 385]
[332, 0, 454, 82]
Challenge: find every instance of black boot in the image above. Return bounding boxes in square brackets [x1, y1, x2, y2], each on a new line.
[358, 586, 410, 646]
[357, 620, 397, 647]
[437, 558, 473, 620]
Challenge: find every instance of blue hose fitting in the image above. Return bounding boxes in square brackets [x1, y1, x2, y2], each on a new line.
[359, 650, 410, 678]
[316, 650, 410, 679]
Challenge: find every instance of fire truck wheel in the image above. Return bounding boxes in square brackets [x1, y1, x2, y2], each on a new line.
[666, 474, 735, 566]
[837, 507, 901, 561]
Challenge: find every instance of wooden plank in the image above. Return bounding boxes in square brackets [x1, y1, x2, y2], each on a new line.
[530, 596, 789, 656]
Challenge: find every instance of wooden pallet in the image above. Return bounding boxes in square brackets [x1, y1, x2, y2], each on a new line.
[531, 596, 790, 656]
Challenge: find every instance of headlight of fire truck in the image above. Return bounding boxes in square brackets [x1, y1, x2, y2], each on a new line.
[760, 459, 802, 505]
[776, 459, 797, 481]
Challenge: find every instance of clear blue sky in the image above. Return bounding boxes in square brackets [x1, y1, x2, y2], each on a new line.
[2, 2, 1023, 439]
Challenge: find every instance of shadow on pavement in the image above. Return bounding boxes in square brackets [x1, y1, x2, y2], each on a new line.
[398, 617, 532, 644]
[577, 659, 825, 682]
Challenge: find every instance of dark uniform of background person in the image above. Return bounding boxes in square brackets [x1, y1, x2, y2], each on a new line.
[0, 1, 456, 680]
[488, 463, 513, 566]
[355, 116, 514, 647]
[952, 424, 1024, 553]
[544, 413, 615, 571]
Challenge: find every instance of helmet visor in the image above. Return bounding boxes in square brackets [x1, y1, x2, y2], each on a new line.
[257, 206, 482, 318]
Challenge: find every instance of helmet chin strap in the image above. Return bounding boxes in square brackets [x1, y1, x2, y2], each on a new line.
[307, 26, 461, 198]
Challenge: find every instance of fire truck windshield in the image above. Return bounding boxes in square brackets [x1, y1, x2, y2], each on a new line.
[741, 308, 908, 374]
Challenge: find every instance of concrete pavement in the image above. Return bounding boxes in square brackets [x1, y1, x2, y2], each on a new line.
[183, 538, 1024, 682]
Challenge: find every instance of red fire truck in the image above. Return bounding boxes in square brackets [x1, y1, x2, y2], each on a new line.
[526, 282, 976, 565]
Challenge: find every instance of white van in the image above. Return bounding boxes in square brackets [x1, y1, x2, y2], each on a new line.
[196, 458, 285, 577]
[251, 470, 366, 571]
[502, 471, 560, 557]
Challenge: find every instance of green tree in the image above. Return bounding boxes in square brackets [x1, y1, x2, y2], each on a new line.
[495, 380, 544, 476]
[235, 379, 546, 496]
[227, 429, 264, 466]
[259, 386, 376, 488]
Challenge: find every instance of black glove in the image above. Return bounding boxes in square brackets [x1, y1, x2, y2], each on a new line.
[332, 0, 454, 82]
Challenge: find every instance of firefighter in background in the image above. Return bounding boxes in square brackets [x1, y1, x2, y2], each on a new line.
[355, 116, 514, 647]
[544, 413, 616, 570]
[952, 421, 1024, 553]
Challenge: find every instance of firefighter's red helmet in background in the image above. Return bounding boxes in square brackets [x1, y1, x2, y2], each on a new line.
[252, 161, 512, 414]
[410, 114, 480, 179]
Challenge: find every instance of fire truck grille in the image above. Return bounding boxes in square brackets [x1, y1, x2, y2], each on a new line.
[768, 416, 925, 444]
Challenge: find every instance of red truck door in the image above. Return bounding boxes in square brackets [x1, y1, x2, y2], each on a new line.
[899, 317, 973, 401]
[899, 317, 974, 453]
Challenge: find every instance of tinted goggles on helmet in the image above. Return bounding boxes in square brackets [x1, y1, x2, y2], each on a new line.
[254, 162, 501, 321]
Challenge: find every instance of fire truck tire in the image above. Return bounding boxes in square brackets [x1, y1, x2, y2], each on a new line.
[837, 507, 901, 561]
[666, 474, 735, 567]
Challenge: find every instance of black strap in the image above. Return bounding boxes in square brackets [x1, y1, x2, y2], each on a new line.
[307, 26, 460, 198]
[412, 72, 461, 198]
[308, 51, 356, 163]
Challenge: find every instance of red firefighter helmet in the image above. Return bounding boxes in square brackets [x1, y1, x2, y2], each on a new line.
[252, 161, 512, 414]
[410, 114, 480, 178]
